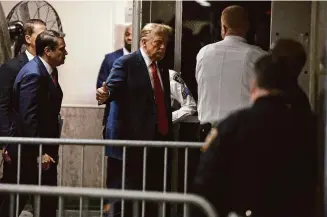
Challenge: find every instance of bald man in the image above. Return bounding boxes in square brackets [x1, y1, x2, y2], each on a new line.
[97, 24, 132, 130]
[196, 5, 267, 140]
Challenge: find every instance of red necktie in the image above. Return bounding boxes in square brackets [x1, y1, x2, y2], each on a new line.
[150, 63, 168, 136]
[51, 68, 58, 86]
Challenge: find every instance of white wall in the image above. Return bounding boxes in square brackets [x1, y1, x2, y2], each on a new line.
[2, 0, 132, 107]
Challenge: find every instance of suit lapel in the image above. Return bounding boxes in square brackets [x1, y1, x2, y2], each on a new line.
[18, 53, 29, 68]
[117, 48, 124, 57]
[135, 50, 154, 97]
[34, 57, 63, 102]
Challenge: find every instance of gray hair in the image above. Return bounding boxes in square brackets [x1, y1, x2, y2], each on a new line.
[140, 23, 173, 42]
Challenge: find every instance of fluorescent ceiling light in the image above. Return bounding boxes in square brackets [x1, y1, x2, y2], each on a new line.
[194, 0, 211, 7]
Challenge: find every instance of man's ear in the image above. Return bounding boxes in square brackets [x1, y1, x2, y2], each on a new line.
[25, 35, 32, 45]
[44, 46, 51, 57]
[250, 78, 257, 94]
[141, 38, 147, 47]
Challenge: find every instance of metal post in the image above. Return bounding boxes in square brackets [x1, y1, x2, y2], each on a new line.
[100, 146, 105, 217]
[174, 0, 183, 73]
[0, 184, 218, 217]
[308, 1, 319, 111]
[79, 145, 85, 217]
[15, 144, 21, 217]
[172, 2, 183, 216]
[324, 18, 327, 217]
[132, 0, 141, 52]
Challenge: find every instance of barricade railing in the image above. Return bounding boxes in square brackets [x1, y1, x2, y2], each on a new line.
[0, 137, 204, 217]
[0, 184, 218, 217]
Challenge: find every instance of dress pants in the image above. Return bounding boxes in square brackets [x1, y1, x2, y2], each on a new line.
[124, 131, 172, 217]
[0, 153, 58, 217]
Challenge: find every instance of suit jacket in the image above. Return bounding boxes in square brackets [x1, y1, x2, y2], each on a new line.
[105, 49, 173, 159]
[97, 48, 124, 126]
[0, 53, 28, 140]
[13, 56, 63, 158]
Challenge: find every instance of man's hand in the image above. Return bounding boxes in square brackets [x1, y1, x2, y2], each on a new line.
[201, 128, 218, 152]
[1, 147, 11, 163]
[96, 82, 109, 104]
[37, 154, 55, 171]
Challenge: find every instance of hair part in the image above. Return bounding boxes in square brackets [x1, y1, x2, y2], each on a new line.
[140, 23, 173, 42]
[35, 30, 65, 56]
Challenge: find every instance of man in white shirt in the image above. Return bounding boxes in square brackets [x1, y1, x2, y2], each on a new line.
[196, 5, 267, 140]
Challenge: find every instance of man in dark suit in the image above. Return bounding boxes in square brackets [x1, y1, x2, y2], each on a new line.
[0, 19, 46, 158]
[4, 30, 67, 217]
[0, 19, 46, 216]
[192, 54, 316, 217]
[269, 38, 312, 112]
[97, 24, 132, 129]
[96, 23, 132, 215]
[96, 23, 173, 217]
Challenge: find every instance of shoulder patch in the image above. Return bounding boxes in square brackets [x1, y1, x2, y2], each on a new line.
[201, 128, 218, 152]
[181, 86, 190, 99]
[173, 73, 185, 84]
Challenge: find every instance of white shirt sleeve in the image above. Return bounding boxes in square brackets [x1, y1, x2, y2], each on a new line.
[243, 48, 268, 91]
[170, 70, 197, 123]
[195, 46, 207, 84]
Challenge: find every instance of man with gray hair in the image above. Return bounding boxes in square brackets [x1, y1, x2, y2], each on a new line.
[8, 30, 67, 217]
[96, 23, 173, 217]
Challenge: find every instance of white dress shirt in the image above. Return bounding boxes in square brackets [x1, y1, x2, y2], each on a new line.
[123, 47, 130, 55]
[25, 50, 34, 61]
[196, 35, 267, 124]
[39, 56, 53, 75]
[140, 48, 164, 89]
[169, 69, 196, 123]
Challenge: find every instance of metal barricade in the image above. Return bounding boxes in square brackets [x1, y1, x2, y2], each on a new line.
[0, 184, 217, 217]
[0, 137, 204, 217]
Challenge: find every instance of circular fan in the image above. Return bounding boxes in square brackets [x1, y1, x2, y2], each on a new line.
[6, 0, 63, 57]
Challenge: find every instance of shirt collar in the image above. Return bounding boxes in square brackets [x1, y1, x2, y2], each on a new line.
[140, 47, 155, 67]
[25, 50, 34, 61]
[39, 56, 53, 75]
[123, 47, 130, 55]
[224, 35, 247, 43]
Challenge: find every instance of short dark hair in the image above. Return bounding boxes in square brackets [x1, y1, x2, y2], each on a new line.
[23, 19, 46, 37]
[254, 54, 293, 90]
[270, 38, 307, 79]
[35, 30, 65, 56]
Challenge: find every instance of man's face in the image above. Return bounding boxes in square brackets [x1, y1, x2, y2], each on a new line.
[47, 37, 68, 67]
[143, 33, 168, 61]
[25, 24, 46, 50]
[124, 26, 132, 52]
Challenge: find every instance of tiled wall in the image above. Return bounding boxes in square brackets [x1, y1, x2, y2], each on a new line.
[58, 107, 106, 188]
